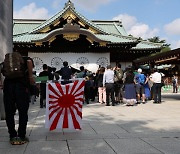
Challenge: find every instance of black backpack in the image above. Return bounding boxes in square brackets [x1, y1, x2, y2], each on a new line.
[114, 69, 123, 82]
[2, 52, 25, 79]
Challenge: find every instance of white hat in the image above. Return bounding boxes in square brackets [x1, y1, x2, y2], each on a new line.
[137, 68, 142, 73]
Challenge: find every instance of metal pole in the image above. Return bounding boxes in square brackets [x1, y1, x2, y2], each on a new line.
[0, 0, 13, 120]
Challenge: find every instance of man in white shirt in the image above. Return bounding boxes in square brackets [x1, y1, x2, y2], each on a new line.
[150, 68, 162, 103]
[103, 65, 115, 106]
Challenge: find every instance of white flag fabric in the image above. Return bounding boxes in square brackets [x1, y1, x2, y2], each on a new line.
[45, 79, 85, 131]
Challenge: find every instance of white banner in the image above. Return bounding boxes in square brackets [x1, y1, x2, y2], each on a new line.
[45, 79, 85, 131]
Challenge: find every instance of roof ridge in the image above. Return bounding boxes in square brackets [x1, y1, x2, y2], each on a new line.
[30, 0, 74, 33]
[29, 1, 109, 35]
[100, 33, 138, 41]
[30, 6, 69, 34]
[113, 22, 122, 35]
[140, 40, 163, 46]
[13, 33, 29, 37]
[71, 8, 108, 34]
[64, 0, 75, 9]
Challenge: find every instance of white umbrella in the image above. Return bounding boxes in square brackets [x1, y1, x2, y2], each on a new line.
[70, 63, 99, 73]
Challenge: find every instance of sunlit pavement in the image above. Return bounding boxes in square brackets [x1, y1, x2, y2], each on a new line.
[0, 93, 180, 154]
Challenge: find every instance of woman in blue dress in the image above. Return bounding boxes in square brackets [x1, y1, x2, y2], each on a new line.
[144, 74, 151, 100]
[123, 68, 137, 106]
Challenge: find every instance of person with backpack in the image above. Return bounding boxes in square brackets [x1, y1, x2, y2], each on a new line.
[134, 68, 147, 104]
[0, 52, 35, 145]
[114, 63, 123, 104]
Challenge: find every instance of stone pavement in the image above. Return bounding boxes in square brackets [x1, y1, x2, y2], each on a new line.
[0, 93, 180, 154]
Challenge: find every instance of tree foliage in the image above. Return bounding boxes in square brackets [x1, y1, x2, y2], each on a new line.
[147, 36, 171, 52]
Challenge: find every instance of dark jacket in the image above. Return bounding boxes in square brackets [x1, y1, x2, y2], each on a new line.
[96, 74, 104, 87]
[57, 66, 72, 80]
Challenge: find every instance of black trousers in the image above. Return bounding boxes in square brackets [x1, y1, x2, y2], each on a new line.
[3, 80, 29, 138]
[84, 87, 90, 104]
[173, 84, 178, 93]
[153, 83, 162, 103]
[89, 87, 95, 101]
[40, 83, 46, 108]
[105, 83, 115, 105]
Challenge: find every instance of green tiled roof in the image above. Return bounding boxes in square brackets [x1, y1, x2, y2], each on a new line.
[71, 9, 107, 34]
[13, 33, 46, 43]
[30, 3, 107, 34]
[13, 20, 42, 35]
[30, 7, 68, 34]
[13, 31, 137, 44]
[93, 21, 128, 36]
[95, 34, 137, 44]
[13, 20, 128, 37]
[131, 41, 162, 50]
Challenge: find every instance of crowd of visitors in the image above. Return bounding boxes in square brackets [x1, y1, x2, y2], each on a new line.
[30, 61, 178, 108]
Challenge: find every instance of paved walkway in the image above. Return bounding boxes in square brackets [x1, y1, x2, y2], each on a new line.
[0, 93, 180, 154]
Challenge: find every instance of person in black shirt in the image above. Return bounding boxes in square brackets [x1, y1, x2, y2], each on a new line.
[56, 61, 72, 84]
[123, 68, 137, 106]
[39, 64, 53, 108]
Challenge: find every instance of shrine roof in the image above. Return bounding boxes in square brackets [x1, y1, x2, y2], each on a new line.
[13, 31, 137, 44]
[13, 19, 128, 36]
[13, 1, 162, 50]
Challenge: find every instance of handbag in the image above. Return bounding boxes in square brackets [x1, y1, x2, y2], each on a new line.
[161, 80, 165, 87]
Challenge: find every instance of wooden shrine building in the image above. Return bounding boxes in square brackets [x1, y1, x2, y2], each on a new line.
[134, 48, 180, 76]
[13, 0, 162, 73]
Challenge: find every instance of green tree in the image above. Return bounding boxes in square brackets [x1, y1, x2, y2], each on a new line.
[147, 36, 171, 52]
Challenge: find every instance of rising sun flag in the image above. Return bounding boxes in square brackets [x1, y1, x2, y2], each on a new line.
[45, 79, 85, 131]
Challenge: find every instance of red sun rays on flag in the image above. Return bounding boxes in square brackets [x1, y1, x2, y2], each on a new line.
[47, 80, 85, 131]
